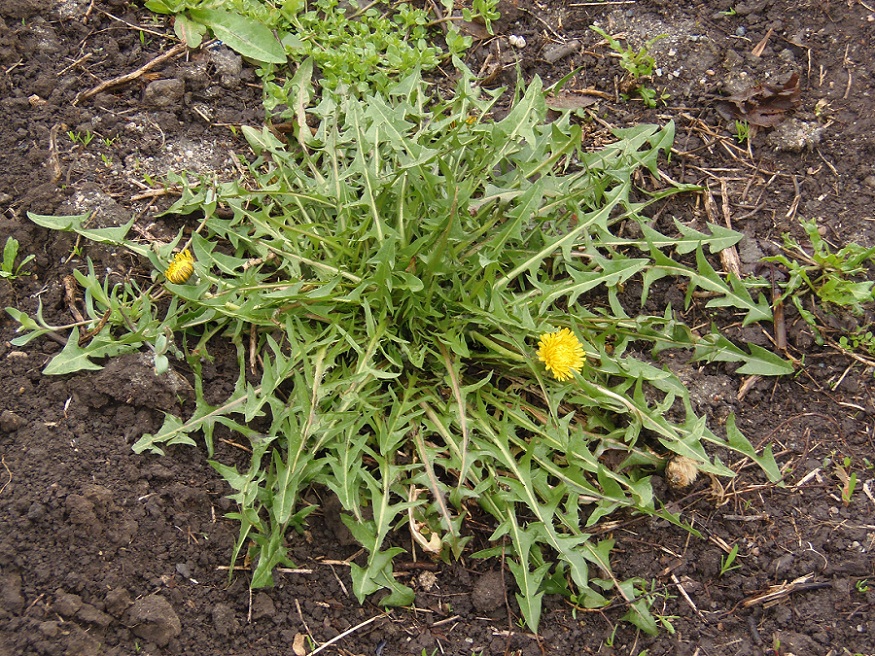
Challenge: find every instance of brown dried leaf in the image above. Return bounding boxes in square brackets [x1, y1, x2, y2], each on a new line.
[292, 633, 308, 656]
[751, 28, 774, 58]
[545, 90, 604, 111]
[714, 73, 801, 128]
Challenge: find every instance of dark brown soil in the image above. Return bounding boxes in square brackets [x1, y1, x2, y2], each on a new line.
[2, 1, 874, 655]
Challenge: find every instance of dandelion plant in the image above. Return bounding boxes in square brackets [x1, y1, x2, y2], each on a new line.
[9, 65, 784, 633]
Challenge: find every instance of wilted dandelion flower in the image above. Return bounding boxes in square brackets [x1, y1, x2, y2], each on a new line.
[537, 328, 585, 381]
[665, 456, 699, 489]
[164, 248, 195, 284]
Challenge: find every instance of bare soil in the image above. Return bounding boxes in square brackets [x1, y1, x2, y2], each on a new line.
[1, 1, 874, 655]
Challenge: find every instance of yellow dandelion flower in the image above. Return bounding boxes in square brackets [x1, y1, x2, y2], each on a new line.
[537, 328, 585, 381]
[164, 249, 195, 284]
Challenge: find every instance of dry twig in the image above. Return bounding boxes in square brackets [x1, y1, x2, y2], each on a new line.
[0, 456, 11, 497]
[740, 573, 830, 608]
[73, 42, 188, 105]
[671, 573, 706, 620]
[306, 614, 383, 656]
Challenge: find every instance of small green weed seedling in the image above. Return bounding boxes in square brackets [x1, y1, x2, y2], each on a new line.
[591, 25, 668, 108]
[591, 25, 659, 79]
[624, 579, 678, 636]
[840, 474, 858, 507]
[145, 0, 442, 99]
[838, 330, 875, 357]
[764, 218, 875, 355]
[604, 625, 619, 647]
[459, 0, 501, 34]
[719, 544, 742, 576]
[734, 120, 750, 143]
[67, 130, 95, 147]
[1, 237, 34, 280]
[637, 86, 671, 109]
[827, 456, 859, 506]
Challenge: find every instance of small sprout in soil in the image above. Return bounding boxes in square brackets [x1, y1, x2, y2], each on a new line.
[719, 544, 742, 577]
[591, 25, 662, 79]
[720, 7, 738, 16]
[856, 579, 870, 594]
[656, 612, 679, 635]
[833, 455, 859, 506]
[636, 85, 671, 109]
[734, 119, 751, 143]
[604, 625, 619, 647]
[763, 217, 875, 351]
[67, 130, 94, 147]
[838, 330, 875, 358]
[590, 25, 667, 107]
[840, 471, 858, 506]
[462, 0, 501, 35]
[1, 237, 35, 280]
[814, 98, 833, 120]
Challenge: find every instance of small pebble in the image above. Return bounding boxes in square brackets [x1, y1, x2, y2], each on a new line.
[508, 35, 526, 48]
[0, 410, 26, 433]
[143, 79, 185, 108]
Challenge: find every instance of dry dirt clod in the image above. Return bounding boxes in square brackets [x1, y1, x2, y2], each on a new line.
[104, 587, 133, 618]
[75, 600, 114, 629]
[765, 118, 824, 152]
[143, 78, 186, 109]
[52, 590, 83, 617]
[0, 410, 26, 433]
[0, 571, 25, 615]
[80, 352, 194, 412]
[471, 570, 505, 613]
[251, 592, 276, 621]
[212, 603, 241, 638]
[209, 46, 243, 89]
[124, 594, 182, 647]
